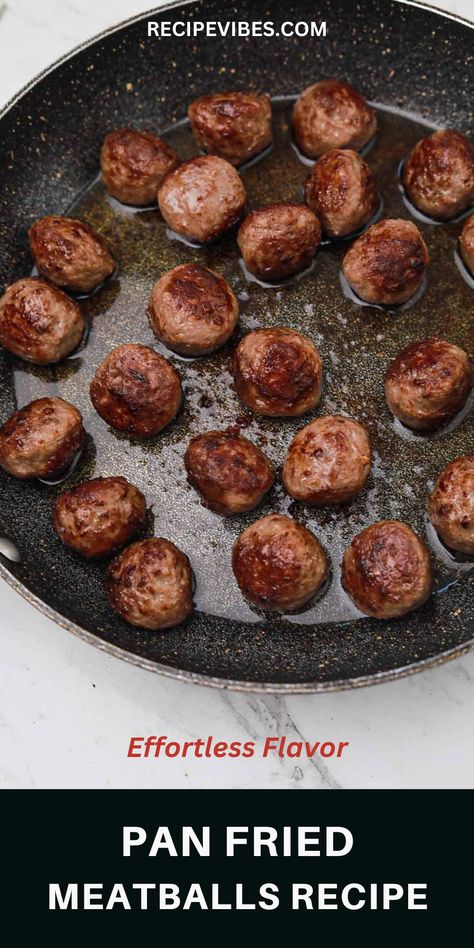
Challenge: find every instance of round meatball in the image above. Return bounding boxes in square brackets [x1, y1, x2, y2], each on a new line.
[90, 343, 182, 438]
[106, 537, 194, 630]
[184, 431, 274, 514]
[385, 338, 472, 431]
[53, 476, 146, 558]
[158, 155, 246, 243]
[403, 129, 474, 220]
[0, 277, 85, 364]
[232, 513, 328, 612]
[342, 218, 429, 305]
[304, 149, 378, 237]
[292, 79, 377, 160]
[428, 456, 474, 555]
[459, 212, 474, 276]
[188, 91, 272, 166]
[233, 327, 323, 417]
[237, 202, 321, 281]
[0, 397, 85, 479]
[148, 264, 238, 356]
[29, 216, 116, 293]
[101, 127, 181, 205]
[282, 415, 371, 504]
[342, 520, 432, 619]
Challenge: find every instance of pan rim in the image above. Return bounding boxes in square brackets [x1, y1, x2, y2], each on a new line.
[0, 0, 473, 123]
[2, 563, 474, 692]
[1, 0, 473, 693]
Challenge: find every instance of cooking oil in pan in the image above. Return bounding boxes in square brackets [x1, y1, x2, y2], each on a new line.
[12, 98, 474, 629]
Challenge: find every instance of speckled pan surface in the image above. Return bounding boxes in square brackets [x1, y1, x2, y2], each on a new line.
[0, 0, 473, 692]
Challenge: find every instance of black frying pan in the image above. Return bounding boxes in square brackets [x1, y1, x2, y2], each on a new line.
[0, 0, 473, 692]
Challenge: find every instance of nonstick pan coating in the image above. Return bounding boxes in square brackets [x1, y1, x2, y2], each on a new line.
[0, 0, 473, 692]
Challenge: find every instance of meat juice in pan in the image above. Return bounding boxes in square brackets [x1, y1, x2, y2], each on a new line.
[11, 99, 474, 628]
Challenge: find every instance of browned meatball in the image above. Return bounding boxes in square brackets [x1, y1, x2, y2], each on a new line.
[90, 343, 181, 438]
[385, 338, 472, 431]
[428, 457, 474, 555]
[292, 80, 377, 160]
[232, 513, 328, 612]
[459, 213, 474, 275]
[184, 431, 274, 514]
[148, 264, 238, 356]
[282, 415, 371, 504]
[188, 91, 272, 166]
[29, 216, 115, 294]
[304, 149, 378, 237]
[0, 278, 85, 364]
[342, 218, 429, 305]
[233, 328, 323, 417]
[342, 520, 432, 619]
[53, 476, 146, 558]
[101, 128, 181, 205]
[158, 155, 246, 243]
[237, 202, 321, 281]
[403, 129, 474, 220]
[0, 397, 85, 479]
[106, 537, 194, 629]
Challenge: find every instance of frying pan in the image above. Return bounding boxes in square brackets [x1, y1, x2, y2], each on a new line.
[0, 0, 473, 693]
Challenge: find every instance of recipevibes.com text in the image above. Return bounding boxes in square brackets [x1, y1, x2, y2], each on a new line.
[148, 20, 327, 38]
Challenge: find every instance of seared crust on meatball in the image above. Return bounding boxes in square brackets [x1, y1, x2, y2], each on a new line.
[403, 129, 474, 220]
[459, 213, 474, 276]
[90, 343, 182, 438]
[342, 218, 429, 305]
[233, 327, 323, 417]
[283, 415, 371, 504]
[29, 216, 116, 293]
[292, 79, 377, 159]
[237, 202, 321, 281]
[54, 474, 146, 556]
[158, 155, 246, 243]
[0, 397, 85, 479]
[232, 513, 328, 612]
[342, 520, 432, 618]
[188, 91, 272, 166]
[385, 338, 472, 431]
[53, 476, 146, 558]
[148, 264, 239, 356]
[428, 456, 474, 555]
[184, 430, 274, 514]
[101, 128, 181, 205]
[304, 149, 378, 237]
[0, 277, 85, 364]
[106, 537, 194, 629]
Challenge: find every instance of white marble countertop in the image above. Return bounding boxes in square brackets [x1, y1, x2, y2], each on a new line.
[1, 0, 474, 791]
